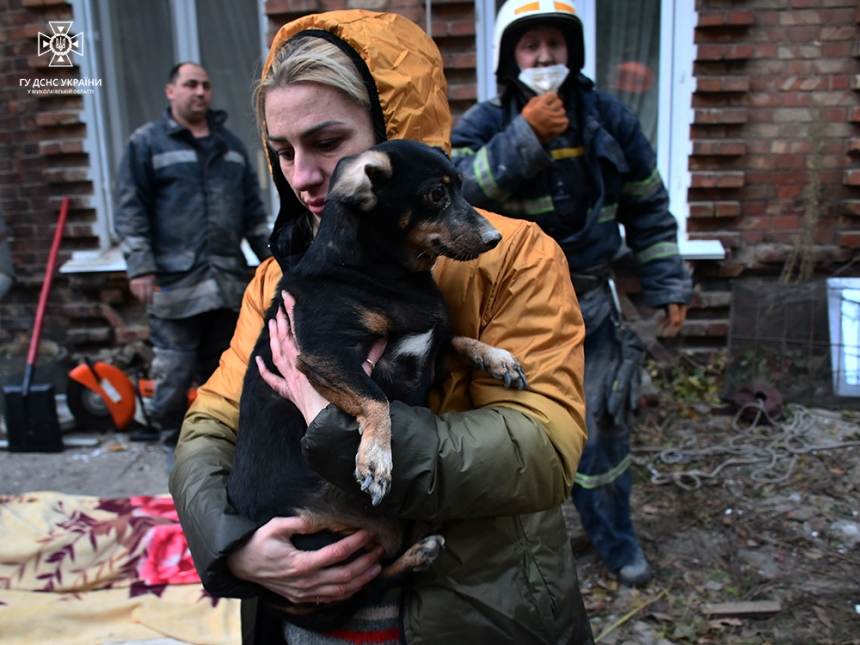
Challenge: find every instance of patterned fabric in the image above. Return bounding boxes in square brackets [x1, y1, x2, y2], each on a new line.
[0, 492, 240, 645]
[283, 587, 401, 644]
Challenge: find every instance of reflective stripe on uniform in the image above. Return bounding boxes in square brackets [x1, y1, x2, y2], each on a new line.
[474, 147, 509, 202]
[551, 146, 585, 160]
[574, 454, 632, 489]
[635, 241, 680, 264]
[152, 150, 198, 170]
[450, 147, 473, 161]
[501, 195, 555, 217]
[224, 150, 245, 166]
[621, 168, 662, 199]
[596, 203, 617, 224]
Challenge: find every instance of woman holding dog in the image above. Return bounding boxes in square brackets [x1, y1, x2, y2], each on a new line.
[169, 10, 594, 645]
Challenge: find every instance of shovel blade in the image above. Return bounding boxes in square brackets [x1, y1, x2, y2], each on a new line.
[3, 383, 63, 452]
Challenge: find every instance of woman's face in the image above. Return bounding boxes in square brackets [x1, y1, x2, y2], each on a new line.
[265, 82, 376, 219]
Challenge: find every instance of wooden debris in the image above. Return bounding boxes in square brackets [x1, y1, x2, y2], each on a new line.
[702, 600, 781, 618]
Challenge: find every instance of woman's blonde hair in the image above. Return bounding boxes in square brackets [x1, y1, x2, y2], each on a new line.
[254, 36, 371, 132]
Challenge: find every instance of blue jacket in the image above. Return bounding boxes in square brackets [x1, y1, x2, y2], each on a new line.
[115, 108, 271, 318]
[451, 76, 691, 309]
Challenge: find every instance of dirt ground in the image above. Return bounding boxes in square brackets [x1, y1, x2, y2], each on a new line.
[2, 353, 859, 644]
[568, 357, 860, 645]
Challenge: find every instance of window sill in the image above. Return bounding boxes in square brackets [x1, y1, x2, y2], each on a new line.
[679, 238, 725, 261]
[59, 240, 263, 274]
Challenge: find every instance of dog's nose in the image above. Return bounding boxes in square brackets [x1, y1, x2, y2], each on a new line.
[482, 228, 502, 249]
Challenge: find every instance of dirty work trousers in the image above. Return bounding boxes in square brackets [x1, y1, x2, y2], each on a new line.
[570, 283, 644, 573]
[148, 308, 240, 445]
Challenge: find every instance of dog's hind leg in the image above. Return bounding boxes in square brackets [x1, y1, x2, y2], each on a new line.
[446, 336, 529, 390]
[379, 535, 446, 579]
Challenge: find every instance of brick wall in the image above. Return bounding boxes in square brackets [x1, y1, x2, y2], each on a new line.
[657, 0, 860, 357]
[0, 0, 110, 351]
[689, 0, 860, 274]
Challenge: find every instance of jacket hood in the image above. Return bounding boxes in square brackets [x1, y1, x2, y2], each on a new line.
[261, 11, 452, 265]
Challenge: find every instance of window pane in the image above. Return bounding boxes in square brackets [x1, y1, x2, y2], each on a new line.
[595, 0, 661, 149]
[196, 0, 271, 212]
[95, 0, 176, 173]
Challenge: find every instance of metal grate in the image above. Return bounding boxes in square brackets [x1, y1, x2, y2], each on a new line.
[725, 279, 838, 406]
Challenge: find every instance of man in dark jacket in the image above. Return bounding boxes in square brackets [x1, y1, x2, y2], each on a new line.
[451, 0, 691, 586]
[114, 62, 271, 469]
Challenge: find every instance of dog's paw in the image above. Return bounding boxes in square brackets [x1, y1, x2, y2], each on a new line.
[354, 440, 393, 506]
[475, 347, 529, 391]
[410, 534, 446, 572]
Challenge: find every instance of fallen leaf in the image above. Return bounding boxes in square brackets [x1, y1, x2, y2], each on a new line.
[707, 618, 742, 631]
[106, 444, 127, 452]
[813, 605, 832, 629]
[802, 548, 824, 560]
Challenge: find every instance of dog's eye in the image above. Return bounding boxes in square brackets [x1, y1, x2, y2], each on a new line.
[429, 186, 445, 204]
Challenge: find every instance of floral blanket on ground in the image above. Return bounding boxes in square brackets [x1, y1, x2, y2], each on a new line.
[0, 492, 240, 645]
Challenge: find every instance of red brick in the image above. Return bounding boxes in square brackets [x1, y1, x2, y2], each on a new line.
[41, 167, 88, 184]
[846, 140, 860, 155]
[778, 186, 804, 199]
[778, 76, 824, 91]
[696, 44, 753, 61]
[728, 10, 756, 25]
[690, 171, 745, 189]
[774, 215, 800, 229]
[693, 108, 749, 124]
[446, 84, 476, 101]
[778, 155, 806, 169]
[38, 138, 84, 156]
[780, 10, 824, 25]
[784, 93, 812, 107]
[265, 0, 320, 13]
[34, 109, 81, 127]
[698, 10, 755, 27]
[692, 140, 747, 156]
[696, 76, 751, 93]
[844, 200, 860, 216]
[741, 230, 764, 244]
[844, 169, 860, 186]
[442, 52, 476, 69]
[838, 231, 860, 247]
[689, 201, 742, 218]
[21, 0, 71, 6]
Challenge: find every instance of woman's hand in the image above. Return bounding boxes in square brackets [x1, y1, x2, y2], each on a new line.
[256, 290, 387, 425]
[226, 516, 384, 604]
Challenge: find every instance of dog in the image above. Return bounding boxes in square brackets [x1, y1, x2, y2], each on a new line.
[227, 139, 528, 631]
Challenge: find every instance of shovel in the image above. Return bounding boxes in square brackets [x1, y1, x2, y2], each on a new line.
[4, 197, 69, 452]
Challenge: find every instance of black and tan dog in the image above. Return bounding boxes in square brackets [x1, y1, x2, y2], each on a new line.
[227, 139, 527, 630]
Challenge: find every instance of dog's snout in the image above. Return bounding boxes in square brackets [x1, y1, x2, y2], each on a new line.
[481, 228, 502, 249]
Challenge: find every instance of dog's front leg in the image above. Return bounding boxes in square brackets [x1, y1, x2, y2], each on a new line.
[298, 355, 393, 505]
[445, 336, 529, 390]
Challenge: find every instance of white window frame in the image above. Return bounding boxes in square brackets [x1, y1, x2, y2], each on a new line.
[475, 0, 724, 260]
[62, 0, 270, 273]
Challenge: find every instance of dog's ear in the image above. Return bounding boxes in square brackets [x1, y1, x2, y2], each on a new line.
[328, 150, 393, 211]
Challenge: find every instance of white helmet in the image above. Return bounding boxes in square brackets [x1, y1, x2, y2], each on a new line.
[493, 0, 584, 78]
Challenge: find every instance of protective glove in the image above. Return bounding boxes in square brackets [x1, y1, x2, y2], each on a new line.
[656, 303, 688, 338]
[521, 92, 569, 144]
